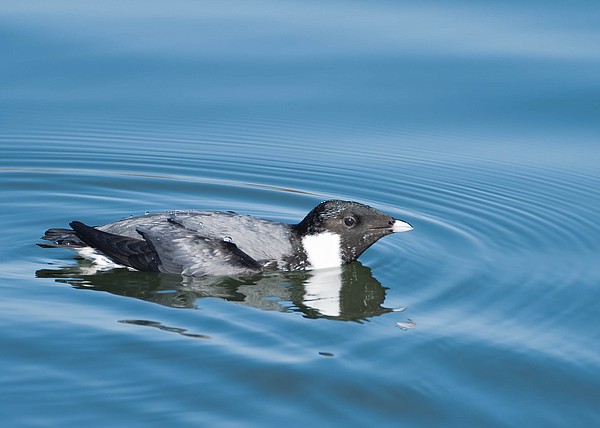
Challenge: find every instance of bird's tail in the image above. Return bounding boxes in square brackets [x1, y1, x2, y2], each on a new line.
[39, 227, 86, 248]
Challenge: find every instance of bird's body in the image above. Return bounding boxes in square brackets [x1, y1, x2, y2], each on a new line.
[40, 200, 413, 277]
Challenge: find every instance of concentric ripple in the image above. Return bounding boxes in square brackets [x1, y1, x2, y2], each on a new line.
[1, 111, 598, 324]
[2, 112, 598, 277]
[1, 110, 599, 427]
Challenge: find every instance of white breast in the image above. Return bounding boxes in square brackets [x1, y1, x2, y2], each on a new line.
[301, 232, 343, 270]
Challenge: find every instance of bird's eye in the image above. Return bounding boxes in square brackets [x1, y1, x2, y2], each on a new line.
[343, 216, 356, 227]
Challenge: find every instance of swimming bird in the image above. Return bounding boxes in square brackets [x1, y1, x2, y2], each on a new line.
[40, 200, 413, 277]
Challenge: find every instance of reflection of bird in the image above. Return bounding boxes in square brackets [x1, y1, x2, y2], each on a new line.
[36, 262, 398, 321]
[40, 200, 412, 277]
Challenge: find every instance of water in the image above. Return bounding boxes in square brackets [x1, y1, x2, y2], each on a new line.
[1, 1, 599, 427]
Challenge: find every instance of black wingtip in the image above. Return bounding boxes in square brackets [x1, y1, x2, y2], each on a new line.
[69, 221, 86, 231]
[69, 221, 94, 244]
[68, 220, 161, 272]
[69, 220, 102, 249]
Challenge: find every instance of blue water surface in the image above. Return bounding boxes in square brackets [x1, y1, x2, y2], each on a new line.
[1, 1, 599, 427]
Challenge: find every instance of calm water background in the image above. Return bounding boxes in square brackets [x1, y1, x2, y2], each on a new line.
[1, 1, 599, 426]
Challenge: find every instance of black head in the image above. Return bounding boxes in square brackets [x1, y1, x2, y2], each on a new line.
[295, 200, 413, 263]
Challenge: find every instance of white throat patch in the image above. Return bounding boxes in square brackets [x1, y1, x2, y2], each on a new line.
[301, 232, 342, 270]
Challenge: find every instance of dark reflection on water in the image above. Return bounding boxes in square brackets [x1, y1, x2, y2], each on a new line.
[36, 261, 396, 322]
[118, 319, 212, 339]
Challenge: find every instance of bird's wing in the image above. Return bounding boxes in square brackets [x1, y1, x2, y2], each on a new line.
[168, 211, 294, 262]
[71, 219, 263, 277]
[136, 219, 263, 276]
[70, 221, 161, 271]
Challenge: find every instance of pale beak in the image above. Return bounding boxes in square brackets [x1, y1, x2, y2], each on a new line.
[391, 219, 413, 233]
